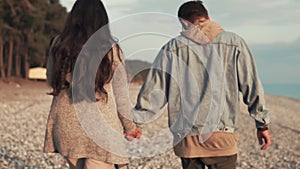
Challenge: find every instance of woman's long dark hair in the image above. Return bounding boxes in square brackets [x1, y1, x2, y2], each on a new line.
[48, 0, 120, 102]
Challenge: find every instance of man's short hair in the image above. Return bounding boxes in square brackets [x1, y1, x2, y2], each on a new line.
[178, 0, 208, 23]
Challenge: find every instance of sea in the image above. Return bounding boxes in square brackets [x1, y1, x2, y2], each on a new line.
[263, 84, 300, 100]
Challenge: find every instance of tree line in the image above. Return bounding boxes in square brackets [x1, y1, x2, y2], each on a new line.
[0, 0, 67, 79]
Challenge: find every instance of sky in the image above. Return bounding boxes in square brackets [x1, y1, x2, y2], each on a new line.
[60, 0, 300, 84]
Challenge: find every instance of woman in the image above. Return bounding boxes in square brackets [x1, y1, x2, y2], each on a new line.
[43, 0, 141, 168]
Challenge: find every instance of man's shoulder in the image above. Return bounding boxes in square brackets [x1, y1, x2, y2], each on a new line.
[161, 35, 187, 51]
[217, 31, 249, 46]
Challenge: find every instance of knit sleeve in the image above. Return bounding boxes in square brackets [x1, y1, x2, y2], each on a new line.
[111, 45, 137, 134]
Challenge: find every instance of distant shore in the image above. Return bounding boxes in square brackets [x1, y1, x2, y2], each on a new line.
[264, 84, 300, 100]
[1, 78, 299, 101]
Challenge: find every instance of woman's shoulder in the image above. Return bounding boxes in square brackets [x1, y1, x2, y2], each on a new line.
[50, 35, 60, 48]
[111, 43, 124, 66]
[48, 35, 60, 57]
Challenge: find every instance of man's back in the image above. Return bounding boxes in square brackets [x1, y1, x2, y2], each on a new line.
[134, 1, 271, 168]
[135, 26, 268, 136]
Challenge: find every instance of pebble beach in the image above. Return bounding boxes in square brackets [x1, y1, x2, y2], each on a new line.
[0, 80, 299, 169]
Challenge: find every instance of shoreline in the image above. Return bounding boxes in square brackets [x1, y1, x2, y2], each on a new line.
[1, 79, 299, 101]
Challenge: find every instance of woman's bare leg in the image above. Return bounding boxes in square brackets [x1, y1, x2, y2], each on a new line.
[84, 158, 114, 169]
[66, 158, 85, 169]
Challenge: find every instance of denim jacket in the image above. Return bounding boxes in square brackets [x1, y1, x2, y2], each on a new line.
[133, 21, 270, 138]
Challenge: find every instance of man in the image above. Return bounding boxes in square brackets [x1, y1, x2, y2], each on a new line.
[134, 1, 271, 169]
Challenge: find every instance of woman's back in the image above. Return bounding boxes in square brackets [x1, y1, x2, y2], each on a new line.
[44, 44, 133, 164]
[43, 1, 139, 167]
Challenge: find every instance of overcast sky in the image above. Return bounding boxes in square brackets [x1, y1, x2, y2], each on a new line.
[60, 0, 300, 84]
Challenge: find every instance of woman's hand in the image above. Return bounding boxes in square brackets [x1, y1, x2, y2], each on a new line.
[124, 127, 142, 141]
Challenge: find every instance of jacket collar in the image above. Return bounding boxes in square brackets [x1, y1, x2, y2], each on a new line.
[181, 20, 224, 44]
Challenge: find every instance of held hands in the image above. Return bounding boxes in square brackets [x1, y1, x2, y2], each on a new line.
[257, 129, 271, 150]
[124, 127, 142, 141]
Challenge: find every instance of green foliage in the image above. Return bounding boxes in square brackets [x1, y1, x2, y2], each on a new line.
[0, 0, 67, 77]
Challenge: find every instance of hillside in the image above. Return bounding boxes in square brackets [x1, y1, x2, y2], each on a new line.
[125, 60, 152, 83]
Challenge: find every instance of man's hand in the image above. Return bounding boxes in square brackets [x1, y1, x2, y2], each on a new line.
[124, 127, 142, 141]
[257, 129, 271, 150]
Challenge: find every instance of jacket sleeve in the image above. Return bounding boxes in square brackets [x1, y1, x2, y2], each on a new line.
[133, 48, 170, 124]
[237, 38, 270, 129]
[111, 47, 136, 134]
